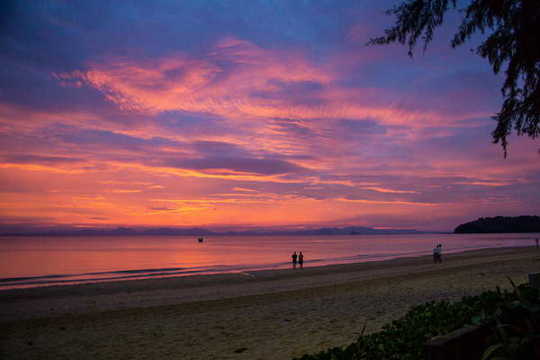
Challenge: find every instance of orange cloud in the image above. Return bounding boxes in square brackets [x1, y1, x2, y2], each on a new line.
[364, 187, 418, 194]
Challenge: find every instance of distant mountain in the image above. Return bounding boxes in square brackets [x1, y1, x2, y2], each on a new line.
[281, 226, 421, 236]
[0, 225, 423, 237]
[454, 216, 540, 233]
[211, 226, 423, 236]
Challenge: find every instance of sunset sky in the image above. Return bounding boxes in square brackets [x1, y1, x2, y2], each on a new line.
[1, 0, 539, 232]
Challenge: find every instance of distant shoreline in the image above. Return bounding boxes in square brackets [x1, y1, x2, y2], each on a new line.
[0, 226, 431, 237]
[454, 215, 540, 233]
[0, 231, 439, 237]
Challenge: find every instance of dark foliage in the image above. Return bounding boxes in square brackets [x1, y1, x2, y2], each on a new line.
[476, 279, 540, 359]
[293, 284, 540, 360]
[368, 0, 540, 156]
[454, 215, 540, 233]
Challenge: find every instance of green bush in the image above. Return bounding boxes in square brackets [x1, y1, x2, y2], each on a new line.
[293, 285, 540, 360]
[480, 282, 540, 359]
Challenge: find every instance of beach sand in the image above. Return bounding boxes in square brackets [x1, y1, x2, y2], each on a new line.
[1, 246, 540, 360]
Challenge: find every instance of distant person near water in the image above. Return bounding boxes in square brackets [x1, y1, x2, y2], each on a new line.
[536, 238, 539, 249]
[433, 244, 442, 264]
[298, 251, 304, 268]
[292, 251, 298, 269]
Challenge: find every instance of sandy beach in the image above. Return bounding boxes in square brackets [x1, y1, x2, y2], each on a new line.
[1, 246, 539, 360]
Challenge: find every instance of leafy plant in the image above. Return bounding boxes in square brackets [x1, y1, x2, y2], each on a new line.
[293, 284, 539, 360]
[480, 280, 540, 359]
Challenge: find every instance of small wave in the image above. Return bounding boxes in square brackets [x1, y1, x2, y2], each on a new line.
[85, 267, 185, 276]
[0, 262, 287, 287]
[0, 273, 74, 283]
[0, 267, 187, 284]
[0, 269, 213, 287]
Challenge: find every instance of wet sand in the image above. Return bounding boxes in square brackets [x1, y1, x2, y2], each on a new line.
[1, 246, 539, 360]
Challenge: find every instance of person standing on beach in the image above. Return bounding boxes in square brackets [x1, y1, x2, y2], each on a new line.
[536, 238, 539, 249]
[298, 252, 304, 269]
[433, 244, 442, 264]
[291, 251, 298, 269]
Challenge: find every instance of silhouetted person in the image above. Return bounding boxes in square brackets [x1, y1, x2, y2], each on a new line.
[536, 238, 539, 249]
[291, 251, 297, 269]
[433, 244, 442, 263]
[298, 251, 304, 268]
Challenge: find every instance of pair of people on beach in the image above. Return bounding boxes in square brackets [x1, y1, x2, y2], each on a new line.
[291, 251, 304, 269]
[433, 244, 443, 263]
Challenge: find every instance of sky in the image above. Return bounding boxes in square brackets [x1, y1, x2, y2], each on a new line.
[0, 0, 539, 232]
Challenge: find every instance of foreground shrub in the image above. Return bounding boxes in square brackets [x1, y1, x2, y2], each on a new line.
[480, 281, 540, 359]
[293, 284, 540, 360]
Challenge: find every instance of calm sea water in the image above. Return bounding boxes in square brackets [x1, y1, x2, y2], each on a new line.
[1, 233, 539, 289]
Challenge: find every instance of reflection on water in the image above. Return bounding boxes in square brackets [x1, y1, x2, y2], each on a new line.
[0, 233, 538, 289]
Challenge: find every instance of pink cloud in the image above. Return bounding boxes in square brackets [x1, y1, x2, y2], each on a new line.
[62, 36, 485, 133]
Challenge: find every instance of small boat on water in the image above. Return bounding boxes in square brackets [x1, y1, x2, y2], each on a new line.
[197, 237, 204, 243]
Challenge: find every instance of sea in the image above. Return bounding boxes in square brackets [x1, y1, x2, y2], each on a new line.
[1, 232, 539, 290]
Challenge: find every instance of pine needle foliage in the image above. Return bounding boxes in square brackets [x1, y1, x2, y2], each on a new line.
[368, 0, 540, 156]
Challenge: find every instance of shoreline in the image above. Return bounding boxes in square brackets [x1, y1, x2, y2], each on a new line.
[1, 246, 537, 319]
[2, 246, 540, 359]
[3, 232, 538, 291]
[0, 243, 533, 292]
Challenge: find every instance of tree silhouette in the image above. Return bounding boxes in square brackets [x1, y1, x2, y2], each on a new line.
[368, 0, 539, 156]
